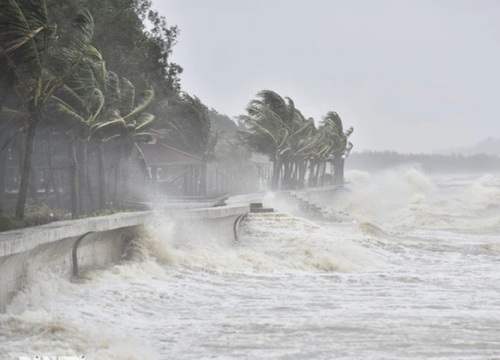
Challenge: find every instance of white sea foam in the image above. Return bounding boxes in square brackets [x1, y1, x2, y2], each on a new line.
[237, 213, 382, 272]
[123, 212, 381, 274]
[1, 267, 160, 359]
[336, 169, 500, 233]
[335, 168, 438, 226]
[2, 171, 500, 359]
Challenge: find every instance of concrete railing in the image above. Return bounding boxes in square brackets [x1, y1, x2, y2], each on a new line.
[0, 204, 249, 312]
[0, 212, 153, 313]
[0, 211, 153, 259]
[170, 204, 250, 245]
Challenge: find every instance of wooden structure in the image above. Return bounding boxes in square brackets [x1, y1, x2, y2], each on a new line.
[139, 143, 205, 197]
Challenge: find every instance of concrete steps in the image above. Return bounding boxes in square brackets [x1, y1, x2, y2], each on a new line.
[277, 191, 328, 218]
[249, 203, 275, 213]
[238, 212, 320, 238]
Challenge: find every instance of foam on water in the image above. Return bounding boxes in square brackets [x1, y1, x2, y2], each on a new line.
[339, 169, 500, 234]
[1, 170, 500, 359]
[0, 268, 161, 359]
[334, 168, 437, 225]
[238, 213, 382, 272]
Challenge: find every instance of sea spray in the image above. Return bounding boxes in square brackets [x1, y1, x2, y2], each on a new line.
[336, 169, 500, 233]
[463, 174, 500, 210]
[332, 168, 437, 224]
[121, 211, 382, 274]
[1, 269, 160, 359]
[2, 172, 499, 359]
[238, 213, 382, 272]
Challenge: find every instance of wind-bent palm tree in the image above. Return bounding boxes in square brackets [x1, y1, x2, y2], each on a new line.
[91, 79, 155, 204]
[322, 111, 353, 186]
[48, 47, 106, 218]
[0, 1, 94, 218]
[283, 113, 318, 189]
[164, 93, 213, 155]
[240, 90, 318, 190]
[240, 90, 294, 189]
[163, 93, 215, 195]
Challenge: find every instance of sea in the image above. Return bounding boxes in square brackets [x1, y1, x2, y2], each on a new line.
[1, 168, 499, 359]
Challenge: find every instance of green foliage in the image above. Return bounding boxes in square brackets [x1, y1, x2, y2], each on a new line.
[90, 206, 138, 217]
[0, 202, 69, 232]
[239, 89, 355, 189]
[80, 0, 182, 98]
[2, 0, 361, 221]
[0, 203, 142, 232]
[0, 0, 97, 219]
[160, 93, 214, 158]
[240, 90, 307, 161]
[0, 215, 22, 232]
[0, 1, 95, 109]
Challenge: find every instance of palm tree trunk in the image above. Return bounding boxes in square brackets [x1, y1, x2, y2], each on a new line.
[309, 159, 318, 187]
[271, 157, 281, 190]
[15, 121, 37, 219]
[69, 134, 80, 219]
[320, 161, 327, 186]
[290, 160, 298, 190]
[48, 170, 61, 208]
[306, 160, 311, 187]
[314, 160, 322, 186]
[87, 170, 95, 212]
[97, 140, 106, 210]
[283, 160, 293, 190]
[298, 159, 307, 189]
[200, 159, 207, 197]
[308, 160, 315, 187]
[0, 146, 6, 208]
[281, 162, 288, 188]
[29, 165, 39, 205]
[121, 153, 129, 202]
[333, 155, 345, 186]
[47, 132, 61, 208]
[113, 144, 123, 206]
[77, 138, 88, 215]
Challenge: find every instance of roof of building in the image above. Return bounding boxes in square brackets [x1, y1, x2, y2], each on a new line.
[139, 143, 202, 166]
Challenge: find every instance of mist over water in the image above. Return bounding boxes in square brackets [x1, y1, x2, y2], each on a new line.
[1, 169, 500, 359]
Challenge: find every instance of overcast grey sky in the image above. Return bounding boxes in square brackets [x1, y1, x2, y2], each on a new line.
[151, 0, 500, 153]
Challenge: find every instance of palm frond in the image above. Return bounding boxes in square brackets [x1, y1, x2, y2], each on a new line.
[122, 89, 154, 122]
[90, 117, 126, 135]
[118, 77, 135, 116]
[323, 111, 343, 133]
[134, 113, 155, 132]
[49, 96, 87, 130]
[0, 0, 49, 83]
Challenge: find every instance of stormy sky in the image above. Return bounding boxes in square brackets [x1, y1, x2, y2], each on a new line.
[151, 0, 500, 153]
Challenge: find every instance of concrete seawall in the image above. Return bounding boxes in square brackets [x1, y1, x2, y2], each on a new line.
[0, 204, 249, 312]
[269, 186, 344, 215]
[291, 185, 344, 207]
[170, 204, 250, 244]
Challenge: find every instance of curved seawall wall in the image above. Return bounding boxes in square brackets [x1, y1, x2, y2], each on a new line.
[0, 205, 249, 312]
[171, 204, 250, 244]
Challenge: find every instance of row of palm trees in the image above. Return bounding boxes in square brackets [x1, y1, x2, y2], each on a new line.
[0, 1, 354, 222]
[0, 1, 155, 219]
[239, 90, 353, 190]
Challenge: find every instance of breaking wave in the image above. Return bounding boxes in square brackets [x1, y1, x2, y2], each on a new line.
[338, 169, 500, 233]
[2, 170, 499, 359]
[130, 213, 381, 274]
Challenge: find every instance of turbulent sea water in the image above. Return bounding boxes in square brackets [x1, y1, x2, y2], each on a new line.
[1, 169, 500, 359]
